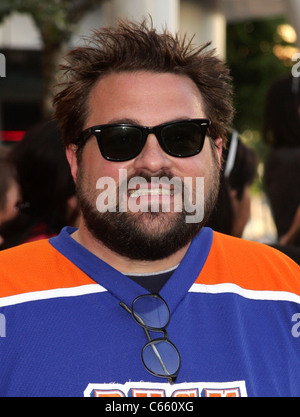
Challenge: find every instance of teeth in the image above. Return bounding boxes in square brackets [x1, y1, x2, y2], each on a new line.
[129, 188, 174, 197]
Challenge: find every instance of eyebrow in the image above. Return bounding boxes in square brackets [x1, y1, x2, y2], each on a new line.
[106, 118, 141, 125]
[105, 117, 194, 126]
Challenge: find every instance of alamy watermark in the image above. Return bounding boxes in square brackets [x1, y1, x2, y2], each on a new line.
[95, 169, 205, 223]
[291, 313, 300, 338]
[0, 313, 6, 337]
[0, 53, 6, 78]
[292, 53, 300, 78]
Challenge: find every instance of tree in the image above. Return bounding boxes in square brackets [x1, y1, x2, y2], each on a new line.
[0, 0, 100, 117]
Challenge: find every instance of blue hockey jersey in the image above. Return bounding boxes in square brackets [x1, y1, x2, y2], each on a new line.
[0, 226, 300, 397]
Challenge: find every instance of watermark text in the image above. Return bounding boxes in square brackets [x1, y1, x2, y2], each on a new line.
[292, 53, 300, 78]
[0, 53, 6, 77]
[95, 169, 205, 223]
[0, 313, 6, 337]
[291, 313, 300, 338]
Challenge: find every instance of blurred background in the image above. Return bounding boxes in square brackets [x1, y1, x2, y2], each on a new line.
[0, 0, 299, 244]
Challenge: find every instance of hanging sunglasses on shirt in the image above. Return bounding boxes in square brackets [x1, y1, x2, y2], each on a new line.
[120, 294, 181, 384]
[77, 119, 211, 161]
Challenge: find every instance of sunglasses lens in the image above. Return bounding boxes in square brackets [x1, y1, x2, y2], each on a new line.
[99, 126, 144, 161]
[132, 294, 170, 329]
[142, 339, 180, 377]
[161, 122, 205, 157]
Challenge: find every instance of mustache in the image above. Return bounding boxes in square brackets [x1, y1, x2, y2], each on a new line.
[125, 169, 175, 184]
[118, 169, 185, 201]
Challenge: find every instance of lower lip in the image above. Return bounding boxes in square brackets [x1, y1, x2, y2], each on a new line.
[128, 192, 175, 207]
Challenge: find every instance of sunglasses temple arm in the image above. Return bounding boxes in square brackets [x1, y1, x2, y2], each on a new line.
[119, 301, 131, 314]
[120, 301, 150, 327]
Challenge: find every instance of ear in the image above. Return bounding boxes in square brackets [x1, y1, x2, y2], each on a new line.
[66, 145, 78, 183]
[229, 188, 238, 201]
[214, 137, 223, 166]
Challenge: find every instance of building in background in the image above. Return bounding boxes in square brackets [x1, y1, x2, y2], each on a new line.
[0, 0, 299, 140]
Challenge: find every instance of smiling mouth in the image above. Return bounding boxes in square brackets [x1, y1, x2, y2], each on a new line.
[128, 187, 175, 197]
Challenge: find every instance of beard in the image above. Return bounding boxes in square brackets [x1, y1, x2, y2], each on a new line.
[76, 157, 220, 262]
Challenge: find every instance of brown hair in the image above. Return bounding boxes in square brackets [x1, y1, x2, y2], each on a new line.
[53, 19, 234, 148]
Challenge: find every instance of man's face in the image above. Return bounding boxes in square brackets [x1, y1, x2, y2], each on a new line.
[67, 71, 222, 261]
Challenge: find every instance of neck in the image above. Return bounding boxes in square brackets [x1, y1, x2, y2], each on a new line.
[71, 220, 190, 274]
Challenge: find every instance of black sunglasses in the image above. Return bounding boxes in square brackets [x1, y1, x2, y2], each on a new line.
[120, 294, 181, 384]
[77, 119, 211, 162]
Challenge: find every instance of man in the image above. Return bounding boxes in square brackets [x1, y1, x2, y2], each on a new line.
[0, 20, 299, 398]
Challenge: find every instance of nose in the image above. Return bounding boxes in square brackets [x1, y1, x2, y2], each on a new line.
[133, 133, 173, 174]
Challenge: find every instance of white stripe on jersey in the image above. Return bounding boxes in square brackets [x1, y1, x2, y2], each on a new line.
[0, 284, 106, 307]
[189, 282, 300, 304]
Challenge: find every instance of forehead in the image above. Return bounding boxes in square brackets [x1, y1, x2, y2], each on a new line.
[86, 71, 206, 127]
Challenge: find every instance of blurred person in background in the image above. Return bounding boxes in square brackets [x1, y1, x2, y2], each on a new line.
[0, 120, 79, 249]
[206, 130, 258, 238]
[0, 145, 21, 245]
[263, 75, 300, 264]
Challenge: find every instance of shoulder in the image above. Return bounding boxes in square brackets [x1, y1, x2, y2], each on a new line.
[0, 238, 54, 261]
[212, 231, 294, 260]
[198, 231, 300, 293]
[0, 239, 92, 298]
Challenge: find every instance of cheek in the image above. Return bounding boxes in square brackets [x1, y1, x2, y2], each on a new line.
[182, 142, 219, 180]
[82, 141, 134, 187]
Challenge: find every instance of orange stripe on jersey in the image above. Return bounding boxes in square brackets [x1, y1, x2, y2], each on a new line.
[0, 239, 95, 298]
[194, 231, 300, 295]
